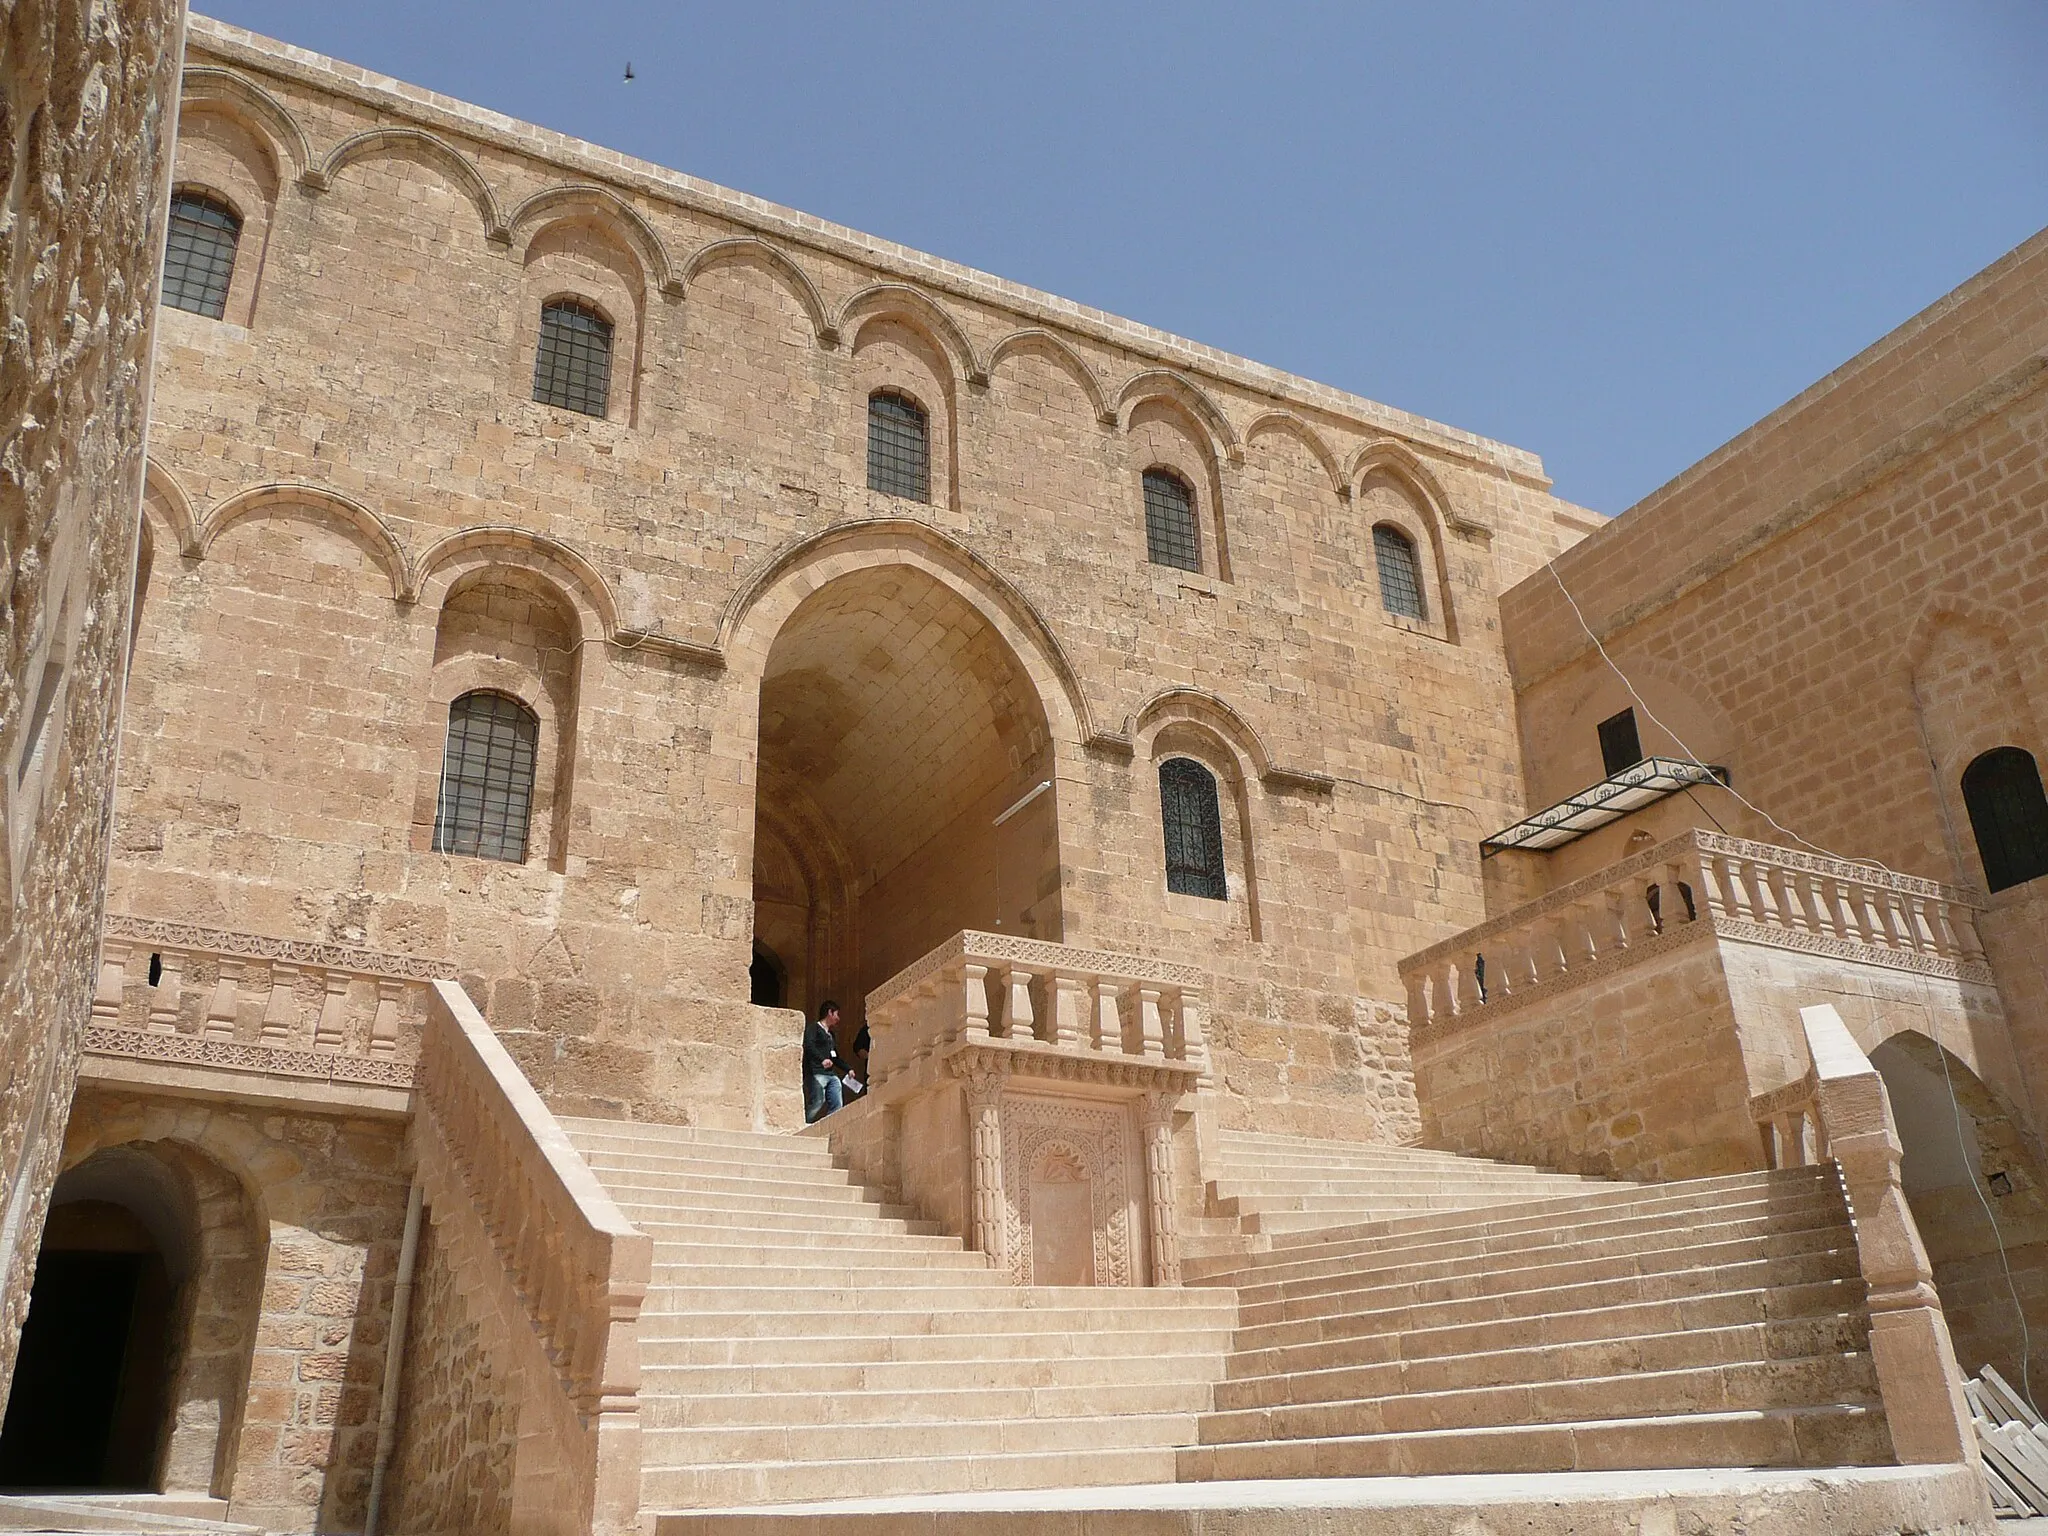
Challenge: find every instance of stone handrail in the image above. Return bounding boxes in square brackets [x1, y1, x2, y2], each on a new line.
[1399, 829, 1990, 1041]
[84, 914, 446, 1090]
[1749, 1004, 1978, 1468]
[865, 929, 1212, 1092]
[413, 980, 650, 1536]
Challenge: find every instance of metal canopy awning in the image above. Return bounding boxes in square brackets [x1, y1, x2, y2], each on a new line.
[1481, 757, 1729, 857]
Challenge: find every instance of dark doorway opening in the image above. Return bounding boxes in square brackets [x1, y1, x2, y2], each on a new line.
[750, 943, 786, 1009]
[0, 1201, 178, 1490]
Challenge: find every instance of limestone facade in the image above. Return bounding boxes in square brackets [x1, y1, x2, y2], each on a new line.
[0, 0, 185, 1404]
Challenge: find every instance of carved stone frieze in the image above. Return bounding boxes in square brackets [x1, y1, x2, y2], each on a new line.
[81, 1023, 417, 1088]
[104, 912, 453, 982]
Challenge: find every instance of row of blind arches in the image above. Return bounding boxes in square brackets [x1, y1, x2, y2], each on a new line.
[167, 191, 1431, 623]
[432, 688, 1240, 903]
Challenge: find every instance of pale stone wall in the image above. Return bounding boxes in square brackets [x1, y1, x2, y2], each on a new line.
[1501, 226, 2048, 1138]
[61, 1090, 411, 1532]
[0, 0, 185, 1402]
[117, 19, 1593, 1139]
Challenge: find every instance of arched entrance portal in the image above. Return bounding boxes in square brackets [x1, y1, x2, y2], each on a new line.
[1869, 1031, 2048, 1392]
[752, 563, 1062, 1030]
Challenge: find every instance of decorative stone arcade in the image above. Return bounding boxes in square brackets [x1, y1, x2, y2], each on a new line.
[825, 930, 1210, 1286]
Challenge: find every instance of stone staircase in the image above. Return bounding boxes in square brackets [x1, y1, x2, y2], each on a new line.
[1181, 1161, 1892, 1479]
[560, 1117, 1894, 1519]
[558, 1118, 1239, 1511]
[1199, 1127, 1622, 1244]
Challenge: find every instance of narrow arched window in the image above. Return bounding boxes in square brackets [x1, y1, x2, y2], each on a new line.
[1159, 757, 1227, 900]
[534, 299, 613, 417]
[433, 690, 539, 863]
[1143, 470, 1201, 573]
[162, 191, 241, 319]
[1373, 525, 1425, 619]
[1963, 746, 2048, 893]
[867, 391, 930, 501]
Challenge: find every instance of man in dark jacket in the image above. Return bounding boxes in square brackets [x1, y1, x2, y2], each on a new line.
[803, 1000, 845, 1124]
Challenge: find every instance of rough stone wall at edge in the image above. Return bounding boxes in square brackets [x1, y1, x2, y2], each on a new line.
[0, 0, 184, 1403]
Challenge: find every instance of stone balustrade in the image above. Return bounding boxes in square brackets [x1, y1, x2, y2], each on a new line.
[413, 980, 650, 1536]
[82, 913, 445, 1099]
[1752, 1004, 1978, 1467]
[865, 928, 1212, 1094]
[1400, 829, 1990, 1042]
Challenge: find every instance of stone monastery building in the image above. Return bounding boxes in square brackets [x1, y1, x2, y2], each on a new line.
[3, 8, 2047, 1534]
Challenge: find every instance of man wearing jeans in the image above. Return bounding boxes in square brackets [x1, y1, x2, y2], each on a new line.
[803, 1000, 845, 1124]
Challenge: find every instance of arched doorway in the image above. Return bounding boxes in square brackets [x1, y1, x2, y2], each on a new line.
[1869, 1031, 2048, 1394]
[751, 563, 1062, 1035]
[0, 1154, 190, 1490]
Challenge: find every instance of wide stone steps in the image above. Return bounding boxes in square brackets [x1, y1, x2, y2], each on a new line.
[643, 1443, 1185, 1508]
[644, 1350, 1226, 1394]
[648, 1377, 1218, 1429]
[646, 1408, 1203, 1467]
[1177, 1404, 1893, 1482]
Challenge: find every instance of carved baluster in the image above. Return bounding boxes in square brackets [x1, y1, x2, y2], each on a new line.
[371, 979, 406, 1057]
[1003, 967, 1036, 1042]
[204, 958, 242, 1040]
[1904, 896, 1940, 955]
[262, 963, 300, 1043]
[1095, 979, 1123, 1051]
[962, 963, 991, 1043]
[1602, 888, 1633, 950]
[147, 950, 185, 1033]
[1563, 903, 1599, 966]
[962, 1071, 1009, 1273]
[314, 969, 350, 1051]
[1180, 986, 1212, 1085]
[1529, 919, 1565, 981]
[1693, 851, 1734, 922]
[1404, 972, 1431, 1031]
[1875, 891, 1910, 951]
[1947, 902, 1988, 964]
[91, 940, 133, 1025]
[1136, 985, 1167, 1059]
[1051, 972, 1087, 1048]
[1139, 1094, 1181, 1286]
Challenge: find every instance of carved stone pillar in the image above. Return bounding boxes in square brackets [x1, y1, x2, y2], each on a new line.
[371, 978, 407, 1057]
[91, 940, 132, 1024]
[146, 950, 184, 1033]
[262, 963, 299, 1043]
[962, 963, 992, 1043]
[1003, 968, 1035, 1041]
[1136, 985, 1166, 1059]
[204, 958, 242, 1040]
[315, 969, 350, 1050]
[1179, 986, 1212, 1086]
[962, 1069, 1008, 1272]
[1051, 973, 1087, 1048]
[1138, 1094, 1181, 1287]
[1094, 979, 1122, 1052]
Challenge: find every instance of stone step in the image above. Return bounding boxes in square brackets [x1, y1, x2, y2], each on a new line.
[643, 1442, 1183, 1509]
[1213, 1313, 1871, 1412]
[631, 1223, 964, 1255]
[645, 1377, 1215, 1428]
[1210, 1176, 1609, 1202]
[642, 1325, 1235, 1368]
[1176, 1404, 1893, 1481]
[642, 1270, 1016, 1306]
[1229, 1197, 1849, 1303]
[638, 1343, 1220, 1392]
[579, 1166, 874, 1204]
[1226, 1281, 1863, 1382]
[577, 1149, 859, 1183]
[1238, 1227, 1858, 1331]
[561, 1116, 840, 1154]
[1233, 1257, 1864, 1356]
[640, 1300, 1237, 1342]
[642, 1407, 1200, 1466]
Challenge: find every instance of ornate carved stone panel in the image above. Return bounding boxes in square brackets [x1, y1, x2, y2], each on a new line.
[999, 1093, 1139, 1287]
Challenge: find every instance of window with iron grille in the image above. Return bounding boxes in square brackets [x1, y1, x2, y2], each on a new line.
[162, 191, 241, 319]
[867, 391, 930, 501]
[1373, 525, 1425, 619]
[1143, 470, 1201, 573]
[1963, 746, 2048, 893]
[1159, 757, 1227, 900]
[533, 299, 613, 417]
[433, 690, 539, 863]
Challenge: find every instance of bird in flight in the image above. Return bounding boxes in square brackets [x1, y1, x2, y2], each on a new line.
[624, 61, 635, 83]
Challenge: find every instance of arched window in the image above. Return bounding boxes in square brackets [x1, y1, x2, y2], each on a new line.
[1159, 757, 1226, 900]
[1373, 524, 1425, 619]
[161, 191, 241, 319]
[533, 299, 613, 417]
[1962, 746, 2048, 893]
[1143, 470, 1201, 573]
[867, 391, 930, 501]
[432, 690, 539, 863]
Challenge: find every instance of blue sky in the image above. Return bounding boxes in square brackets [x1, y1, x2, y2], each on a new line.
[197, 2, 2048, 514]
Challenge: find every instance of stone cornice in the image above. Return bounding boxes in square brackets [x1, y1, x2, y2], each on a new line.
[81, 1024, 417, 1089]
[104, 912, 454, 981]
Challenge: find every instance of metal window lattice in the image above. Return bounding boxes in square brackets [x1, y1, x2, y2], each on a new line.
[162, 192, 240, 319]
[1143, 471, 1201, 573]
[1373, 525, 1426, 619]
[533, 300, 613, 417]
[1160, 757, 1227, 901]
[867, 392, 930, 501]
[1963, 746, 2048, 894]
[433, 691, 539, 863]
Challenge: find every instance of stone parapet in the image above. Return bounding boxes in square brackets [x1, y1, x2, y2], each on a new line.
[1401, 828, 1991, 1044]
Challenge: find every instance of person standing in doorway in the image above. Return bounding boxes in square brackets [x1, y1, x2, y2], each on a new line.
[804, 1000, 845, 1123]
